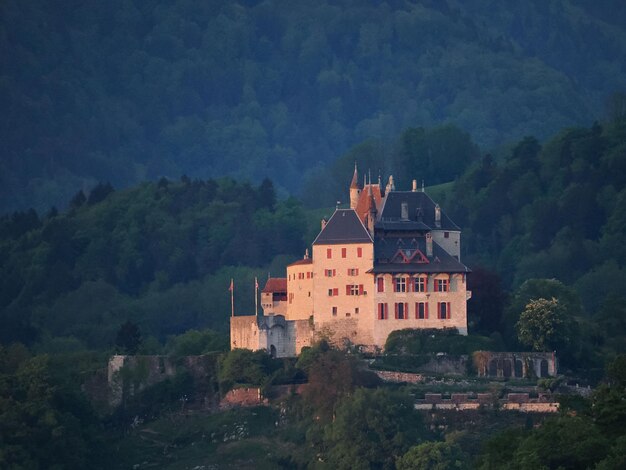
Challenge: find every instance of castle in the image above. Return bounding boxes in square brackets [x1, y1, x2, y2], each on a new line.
[230, 166, 471, 357]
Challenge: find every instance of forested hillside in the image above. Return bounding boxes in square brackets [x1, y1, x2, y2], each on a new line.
[0, 178, 307, 349]
[2, 0, 626, 212]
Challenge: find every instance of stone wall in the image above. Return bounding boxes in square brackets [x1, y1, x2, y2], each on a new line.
[107, 355, 217, 407]
[473, 351, 557, 379]
[230, 314, 314, 358]
[373, 370, 424, 383]
[219, 387, 266, 409]
[414, 392, 559, 413]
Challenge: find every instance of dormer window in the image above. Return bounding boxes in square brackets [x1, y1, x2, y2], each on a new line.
[394, 276, 407, 293]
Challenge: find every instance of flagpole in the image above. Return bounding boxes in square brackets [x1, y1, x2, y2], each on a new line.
[230, 278, 234, 317]
[255, 277, 259, 316]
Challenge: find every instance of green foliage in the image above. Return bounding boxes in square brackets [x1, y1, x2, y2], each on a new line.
[165, 329, 228, 356]
[0, 352, 107, 469]
[516, 298, 570, 352]
[0, 178, 306, 347]
[320, 388, 425, 470]
[397, 439, 469, 470]
[385, 329, 498, 356]
[115, 320, 142, 355]
[217, 349, 277, 392]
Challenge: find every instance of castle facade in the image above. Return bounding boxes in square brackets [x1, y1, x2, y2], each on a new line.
[230, 167, 471, 357]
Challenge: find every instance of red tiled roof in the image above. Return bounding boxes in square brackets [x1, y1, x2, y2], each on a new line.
[288, 258, 313, 267]
[262, 278, 287, 293]
[355, 184, 382, 223]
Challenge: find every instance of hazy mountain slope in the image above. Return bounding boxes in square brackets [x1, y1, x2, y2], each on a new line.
[1, 0, 625, 212]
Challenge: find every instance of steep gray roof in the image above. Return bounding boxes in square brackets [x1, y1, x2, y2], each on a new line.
[370, 234, 470, 274]
[313, 209, 373, 245]
[376, 191, 460, 231]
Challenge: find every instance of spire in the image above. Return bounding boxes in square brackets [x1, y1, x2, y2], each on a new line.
[349, 162, 361, 209]
[350, 161, 359, 189]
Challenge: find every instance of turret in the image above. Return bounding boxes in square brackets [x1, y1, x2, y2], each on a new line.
[350, 162, 361, 209]
[366, 183, 377, 235]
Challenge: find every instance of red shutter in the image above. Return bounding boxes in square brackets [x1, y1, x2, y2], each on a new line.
[437, 302, 441, 319]
[425, 276, 429, 292]
[425, 303, 429, 319]
[415, 303, 419, 319]
[377, 277, 383, 292]
[346, 285, 351, 295]
[359, 284, 364, 295]
[405, 303, 409, 320]
[357, 247, 362, 257]
[327, 248, 332, 258]
[393, 279, 397, 293]
[394, 303, 399, 319]
[447, 302, 451, 319]
[342, 248, 347, 258]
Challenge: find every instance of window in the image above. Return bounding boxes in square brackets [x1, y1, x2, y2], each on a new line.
[298, 272, 304, 280]
[377, 277, 384, 293]
[444, 232, 450, 238]
[332, 306, 337, 316]
[437, 302, 451, 319]
[328, 288, 338, 297]
[378, 303, 388, 320]
[394, 277, 407, 293]
[395, 302, 409, 319]
[327, 248, 332, 259]
[357, 247, 363, 257]
[348, 268, 359, 276]
[355, 308, 359, 314]
[341, 247, 347, 258]
[435, 278, 449, 292]
[325, 269, 336, 277]
[416, 302, 428, 319]
[306, 271, 312, 279]
[346, 284, 364, 296]
[414, 276, 426, 292]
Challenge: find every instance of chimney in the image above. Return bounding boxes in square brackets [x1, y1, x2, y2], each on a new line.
[304, 248, 309, 259]
[435, 204, 441, 228]
[321, 218, 327, 230]
[385, 175, 395, 194]
[426, 232, 433, 257]
[401, 202, 409, 220]
[412, 179, 418, 192]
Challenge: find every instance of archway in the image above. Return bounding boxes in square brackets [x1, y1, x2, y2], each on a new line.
[540, 359, 549, 377]
[503, 359, 512, 378]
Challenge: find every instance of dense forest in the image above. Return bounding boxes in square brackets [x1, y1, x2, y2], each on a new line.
[3, 0, 626, 467]
[2, 110, 626, 470]
[2, 0, 626, 212]
[0, 178, 308, 349]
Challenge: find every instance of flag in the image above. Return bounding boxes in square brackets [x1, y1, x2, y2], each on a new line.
[229, 278, 234, 292]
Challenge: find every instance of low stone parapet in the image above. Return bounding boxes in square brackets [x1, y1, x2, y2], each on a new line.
[373, 370, 424, 384]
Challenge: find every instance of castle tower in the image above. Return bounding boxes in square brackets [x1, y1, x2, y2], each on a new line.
[366, 182, 377, 235]
[350, 163, 361, 209]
